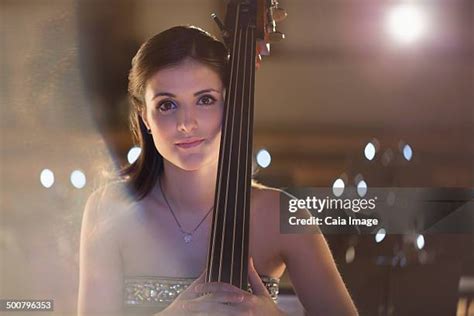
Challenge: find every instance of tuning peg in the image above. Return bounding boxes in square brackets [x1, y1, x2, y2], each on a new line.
[210, 13, 229, 37]
[272, 7, 287, 22]
[268, 31, 285, 43]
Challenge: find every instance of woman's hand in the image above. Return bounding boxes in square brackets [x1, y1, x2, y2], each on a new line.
[190, 257, 285, 316]
[157, 257, 286, 316]
[156, 271, 243, 316]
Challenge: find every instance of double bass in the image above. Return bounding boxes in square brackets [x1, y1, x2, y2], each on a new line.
[206, 0, 287, 290]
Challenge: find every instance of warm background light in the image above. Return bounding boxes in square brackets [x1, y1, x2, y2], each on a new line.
[386, 4, 428, 44]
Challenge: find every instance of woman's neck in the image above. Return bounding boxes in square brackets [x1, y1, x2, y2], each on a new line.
[157, 159, 218, 214]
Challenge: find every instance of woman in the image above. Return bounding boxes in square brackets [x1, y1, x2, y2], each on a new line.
[78, 26, 358, 316]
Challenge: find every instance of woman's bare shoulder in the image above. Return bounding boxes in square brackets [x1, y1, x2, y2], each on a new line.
[89, 179, 131, 203]
[251, 180, 293, 207]
[250, 181, 285, 222]
[83, 180, 137, 234]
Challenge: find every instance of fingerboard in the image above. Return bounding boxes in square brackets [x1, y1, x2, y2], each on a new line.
[206, 1, 257, 291]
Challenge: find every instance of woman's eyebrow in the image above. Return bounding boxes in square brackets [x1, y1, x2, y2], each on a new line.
[151, 92, 175, 101]
[151, 89, 220, 101]
[194, 88, 220, 96]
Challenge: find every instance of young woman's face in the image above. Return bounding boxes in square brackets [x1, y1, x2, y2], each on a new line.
[142, 58, 224, 171]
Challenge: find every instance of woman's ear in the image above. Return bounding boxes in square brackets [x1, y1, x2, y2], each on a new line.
[139, 110, 150, 131]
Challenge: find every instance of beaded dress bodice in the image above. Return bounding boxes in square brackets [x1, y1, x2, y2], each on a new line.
[123, 275, 280, 315]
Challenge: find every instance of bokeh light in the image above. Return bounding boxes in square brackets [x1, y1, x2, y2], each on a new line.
[375, 228, 387, 243]
[332, 178, 345, 197]
[70, 170, 86, 189]
[256, 148, 272, 168]
[386, 4, 427, 44]
[357, 180, 368, 197]
[364, 142, 376, 161]
[403, 144, 413, 161]
[40, 169, 55, 188]
[127, 146, 142, 164]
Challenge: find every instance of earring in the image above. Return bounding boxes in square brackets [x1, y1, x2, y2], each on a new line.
[147, 128, 152, 134]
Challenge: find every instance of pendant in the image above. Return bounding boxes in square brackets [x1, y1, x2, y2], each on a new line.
[184, 234, 192, 243]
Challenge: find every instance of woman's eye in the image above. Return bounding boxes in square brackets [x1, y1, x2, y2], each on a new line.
[198, 95, 217, 106]
[158, 100, 176, 112]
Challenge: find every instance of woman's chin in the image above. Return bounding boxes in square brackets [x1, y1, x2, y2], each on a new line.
[172, 156, 213, 171]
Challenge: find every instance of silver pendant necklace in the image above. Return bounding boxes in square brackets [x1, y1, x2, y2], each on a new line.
[159, 177, 213, 244]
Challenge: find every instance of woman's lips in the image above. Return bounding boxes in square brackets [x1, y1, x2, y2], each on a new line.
[175, 139, 205, 149]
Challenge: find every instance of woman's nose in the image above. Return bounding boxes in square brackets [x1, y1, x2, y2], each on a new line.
[176, 107, 198, 133]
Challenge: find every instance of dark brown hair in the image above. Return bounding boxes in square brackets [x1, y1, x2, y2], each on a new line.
[120, 26, 228, 200]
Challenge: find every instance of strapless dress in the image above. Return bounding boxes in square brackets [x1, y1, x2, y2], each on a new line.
[123, 275, 280, 315]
